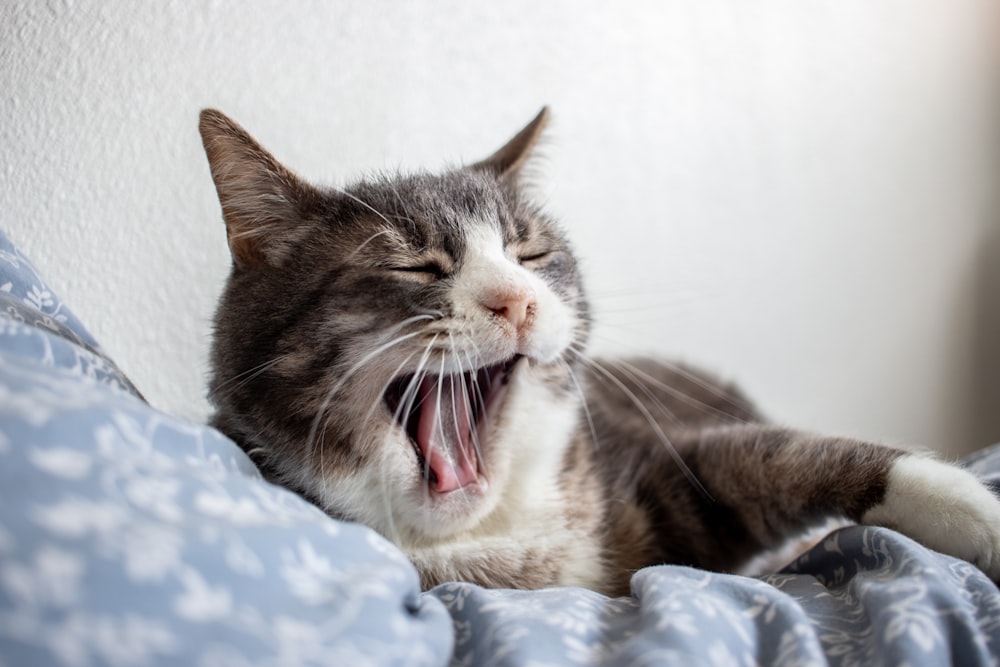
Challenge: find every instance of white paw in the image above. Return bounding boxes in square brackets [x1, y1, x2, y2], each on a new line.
[862, 455, 1000, 579]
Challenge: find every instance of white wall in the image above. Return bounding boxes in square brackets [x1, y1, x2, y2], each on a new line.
[2, 0, 998, 456]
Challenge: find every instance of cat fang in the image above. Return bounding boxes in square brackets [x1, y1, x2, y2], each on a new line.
[384, 355, 522, 495]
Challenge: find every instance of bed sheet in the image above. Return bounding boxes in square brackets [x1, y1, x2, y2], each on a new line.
[2, 227, 998, 667]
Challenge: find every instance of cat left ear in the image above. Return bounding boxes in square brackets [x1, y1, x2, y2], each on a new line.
[469, 107, 549, 180]
[199, 109, 320, 269]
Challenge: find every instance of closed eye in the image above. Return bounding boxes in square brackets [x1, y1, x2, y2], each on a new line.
[390, 263, 448, 280]
[518, 251, 551, 264]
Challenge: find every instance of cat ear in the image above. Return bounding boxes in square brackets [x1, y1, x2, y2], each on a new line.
[199, 109, 319, 269]
[470, 107, 549, 180]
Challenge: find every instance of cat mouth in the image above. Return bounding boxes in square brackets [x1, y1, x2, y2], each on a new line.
[384, 356, 522, 494]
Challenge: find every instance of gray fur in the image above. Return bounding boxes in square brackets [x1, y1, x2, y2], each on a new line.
[200, 109, 1000, 595]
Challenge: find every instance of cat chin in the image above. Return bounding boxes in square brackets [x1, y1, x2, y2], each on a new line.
[401, 487, 498, 543]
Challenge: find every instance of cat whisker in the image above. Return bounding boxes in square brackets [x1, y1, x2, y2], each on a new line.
[614, 358, 752, 424]
[458, 342, 488, 475]
[416, 307, 445, 320]
[347, 227, 395, 259]
[586, 282, 722, 306]
[563, 332, 593, 364]
[559, 358, 600, 453]
[212, 353, 293, 400]
[376, 336, 439, 538]
[569, 326, 752, 425]
[388, 183, 418, 227]
[583, 331, 754, 422]
[600, 359, 684, 427]
[448, 335, 483, 512]
[444, 354, 473, 509]
[239, 423, 274, 470]
[336, 188, 395, 228]
[244, 445, 268, 461]
[303, 327, 430, 460]
[389, 380, 428, 543]
[366, 351, 422, 430]
[573, 351, 712, 501]
[388, 313, 442, 331]
[223, 224, 271, 244]
[314, 416, 336, 523]
[429, 355, 450, 497]
[588, 296, 706, 314]
[408, 339, 440, 500]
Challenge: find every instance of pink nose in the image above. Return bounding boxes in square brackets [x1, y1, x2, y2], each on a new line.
[483, 290, 535, 330]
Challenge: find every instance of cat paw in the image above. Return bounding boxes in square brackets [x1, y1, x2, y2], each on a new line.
[862, 455, 1000, 579]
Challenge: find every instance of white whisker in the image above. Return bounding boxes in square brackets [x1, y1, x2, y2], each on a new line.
[382, 336, 439, 542]
[304, 327, 429, 459]
[347, 228, 394, 259]
[614, 357, 750, 424]
[459, 343, 487, 469]
[337, 188, 394, 227]
[601, 359, 683, 427]
[561, 359, 599, 453]
[576, 353, 712, 501]
[212, 353, 292, 399]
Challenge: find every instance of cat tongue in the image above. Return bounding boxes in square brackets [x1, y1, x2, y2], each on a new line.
[416, 375, 478, 493]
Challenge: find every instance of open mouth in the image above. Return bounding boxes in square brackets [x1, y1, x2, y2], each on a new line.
[384, 356, 521, 493]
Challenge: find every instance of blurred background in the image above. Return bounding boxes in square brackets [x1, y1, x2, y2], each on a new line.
[2, 0, 998, 456]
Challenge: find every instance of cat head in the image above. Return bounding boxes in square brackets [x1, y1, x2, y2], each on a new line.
[199, 109, 589, 544]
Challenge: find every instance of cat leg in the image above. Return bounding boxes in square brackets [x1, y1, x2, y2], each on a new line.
[862, 454, 1000, 578]
[667, 425, 1000, 578]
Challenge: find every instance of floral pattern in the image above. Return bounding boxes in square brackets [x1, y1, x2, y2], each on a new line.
[1, 227, 999, 666]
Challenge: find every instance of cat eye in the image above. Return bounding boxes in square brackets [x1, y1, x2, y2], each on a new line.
[518, 251, 552, 265]
[389, 263, 448, 280]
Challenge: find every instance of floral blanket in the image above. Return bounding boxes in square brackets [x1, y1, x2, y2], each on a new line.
[2, 227, 998, 666]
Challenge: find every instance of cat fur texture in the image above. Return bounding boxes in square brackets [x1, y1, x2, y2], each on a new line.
[199, 108, 1000, 596]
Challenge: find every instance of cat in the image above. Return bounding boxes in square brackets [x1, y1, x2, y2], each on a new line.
[199, 107, 1000, 597]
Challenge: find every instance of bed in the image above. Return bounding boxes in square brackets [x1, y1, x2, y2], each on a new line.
[2, 227, 999, 666]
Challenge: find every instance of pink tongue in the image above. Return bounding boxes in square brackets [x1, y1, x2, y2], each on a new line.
[415, 375, 479, 493]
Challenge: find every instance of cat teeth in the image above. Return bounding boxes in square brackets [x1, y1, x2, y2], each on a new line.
[411, 447, 438, 488]
[384, 354, 524, 492]
[499, 355, 521, 386]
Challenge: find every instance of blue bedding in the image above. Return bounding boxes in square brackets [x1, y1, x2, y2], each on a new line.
[2, 227, 998, 666]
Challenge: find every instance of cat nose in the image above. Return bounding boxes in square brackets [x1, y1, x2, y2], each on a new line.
[484, 290, 535, 330]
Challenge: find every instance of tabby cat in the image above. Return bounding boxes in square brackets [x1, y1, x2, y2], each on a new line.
[199, 108, 1000, 596]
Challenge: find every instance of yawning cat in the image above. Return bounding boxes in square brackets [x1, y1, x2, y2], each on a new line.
[199, 108, 1000, 596]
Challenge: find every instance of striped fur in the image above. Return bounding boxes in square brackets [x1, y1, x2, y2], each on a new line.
[200, 109, 1000, 595]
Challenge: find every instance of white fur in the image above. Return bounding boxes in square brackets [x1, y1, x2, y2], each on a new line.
[473, 366, 606, 588]
[406, 380, 604, 586]
[451, 225, 574, 364]
[389, 223, 602, 585]
[862, 455, 1000, 578]
[313, 218, 598, 586]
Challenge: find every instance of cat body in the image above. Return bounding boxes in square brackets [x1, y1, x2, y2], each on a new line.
[200, 108, 1000, 596]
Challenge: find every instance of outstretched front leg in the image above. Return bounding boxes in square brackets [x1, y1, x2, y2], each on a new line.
[860, 454, 1000, 577]
[646, 425, 1000, 578]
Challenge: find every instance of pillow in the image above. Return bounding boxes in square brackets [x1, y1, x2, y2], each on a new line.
[0, 229, 452, 666]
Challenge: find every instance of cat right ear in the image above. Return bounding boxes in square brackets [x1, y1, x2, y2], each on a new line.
[469, 107, 549, 180]
[198, 109, 319, 269]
